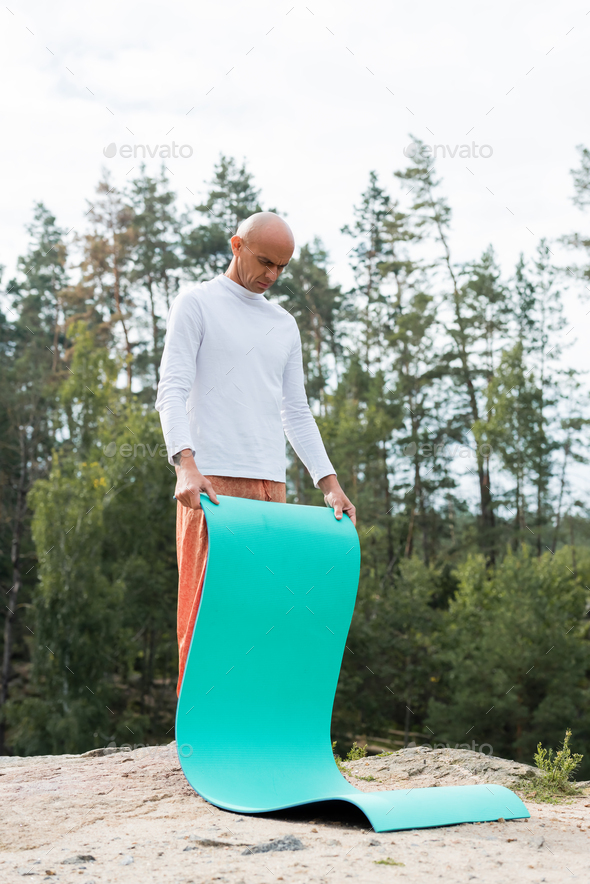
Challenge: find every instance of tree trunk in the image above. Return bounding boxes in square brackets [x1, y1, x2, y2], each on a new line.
[536, 478, 542, 557]
[147, 276, 160, 387]
[52, 294, 60, 372]
[113, 261, 133, 388]
[427, 188, 495, 561]
[404, 507, 415, 558]
[0, 432, 28, 755]
[551, 443, 569, 553]
[420, 483, 429, 566]
[569, 515, 577, 576]
[382, 443, 393, 565]
[405, 455, 421, 558]
[448, 497, 455, 543]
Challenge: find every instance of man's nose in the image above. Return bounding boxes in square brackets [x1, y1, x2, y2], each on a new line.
[265, 265, 278, 279]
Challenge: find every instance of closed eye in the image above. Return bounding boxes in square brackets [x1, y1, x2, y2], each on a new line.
[258, 256, 289, 269]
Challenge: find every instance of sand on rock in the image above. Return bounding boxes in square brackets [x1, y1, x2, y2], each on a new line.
[2, 742, 589, 882]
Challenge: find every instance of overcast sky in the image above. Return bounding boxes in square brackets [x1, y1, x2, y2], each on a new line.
[3, 0, 590, 505]
[2, 0, 590, 359]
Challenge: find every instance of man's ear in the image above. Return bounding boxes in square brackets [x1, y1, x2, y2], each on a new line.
[230, 234, 242, 256]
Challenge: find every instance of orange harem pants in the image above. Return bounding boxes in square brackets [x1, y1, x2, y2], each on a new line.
[175, 475, 287, 695]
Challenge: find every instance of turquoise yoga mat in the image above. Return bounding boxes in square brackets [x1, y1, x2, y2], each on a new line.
[176, 494, 529, 832]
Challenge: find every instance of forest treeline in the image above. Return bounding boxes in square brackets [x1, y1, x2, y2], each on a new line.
[1, 141, 590, 774]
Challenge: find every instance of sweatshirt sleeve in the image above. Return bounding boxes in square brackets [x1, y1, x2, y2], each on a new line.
[155, 290, 204, 465]
[281, 323, 336, 488]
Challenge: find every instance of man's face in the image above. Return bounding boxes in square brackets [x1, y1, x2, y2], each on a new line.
[230, 232, 294, 294]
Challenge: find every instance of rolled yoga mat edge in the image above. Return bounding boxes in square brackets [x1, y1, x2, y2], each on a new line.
[176, 494, 530, 831]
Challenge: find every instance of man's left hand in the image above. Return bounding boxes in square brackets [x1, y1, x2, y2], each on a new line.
[318, 474, 356, 526]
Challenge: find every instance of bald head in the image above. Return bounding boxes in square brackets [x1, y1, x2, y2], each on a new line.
[225, 212, 295, 295]
[236, 212, 294, 249]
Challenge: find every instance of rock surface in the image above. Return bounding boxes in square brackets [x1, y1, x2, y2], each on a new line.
[341, 744, 543, 790]
[2, 742, 589, 882]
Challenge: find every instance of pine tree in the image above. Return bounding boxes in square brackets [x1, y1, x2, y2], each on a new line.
[127, 166, 182, 390]
[395, 143, 507, 561]
[0, 204, 69, 752]
[427, 546, 590, 773]
[182, 154, 265, 280]
[273, 238, 343, 407]
[271, 239, 345, 504]
[341, 171, 393, 372]
[379, 193, 452, 564]
[81, 175, 136, 387]
[506, 242, 566, 551]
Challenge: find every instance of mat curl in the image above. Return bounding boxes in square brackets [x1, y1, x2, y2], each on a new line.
[176, 495, 529, 832]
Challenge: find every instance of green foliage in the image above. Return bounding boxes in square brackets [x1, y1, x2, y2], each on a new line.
[374, 858, 405, 866]
[182, 154, 264, 281]
[333, 739, 372, 777]
[8, 458, 124, 754]
[333, 556, 442, 748]
[345, 741, 368, 762]
[5, 324, 178, 754]
[534, 729, 583, 790]
[426, 546, 590, 777]
[3, 147, 590, 771]
[0, 203, 72, 751]
[332, 740, 344, 771]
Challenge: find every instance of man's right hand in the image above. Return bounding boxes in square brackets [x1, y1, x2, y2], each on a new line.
[173, 450, 220, 510]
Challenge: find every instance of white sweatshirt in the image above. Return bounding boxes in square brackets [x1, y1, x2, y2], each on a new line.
[155, 274, 335, 486]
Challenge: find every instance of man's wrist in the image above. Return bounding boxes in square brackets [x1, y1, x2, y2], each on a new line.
[318, 473, 339, 493]
[172, 448, 195, 468]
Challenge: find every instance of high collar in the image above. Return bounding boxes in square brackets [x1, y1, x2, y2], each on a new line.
[218, 273, 266, 301]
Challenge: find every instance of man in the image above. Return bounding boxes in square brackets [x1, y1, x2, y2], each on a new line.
[155, 212, 356, 693]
